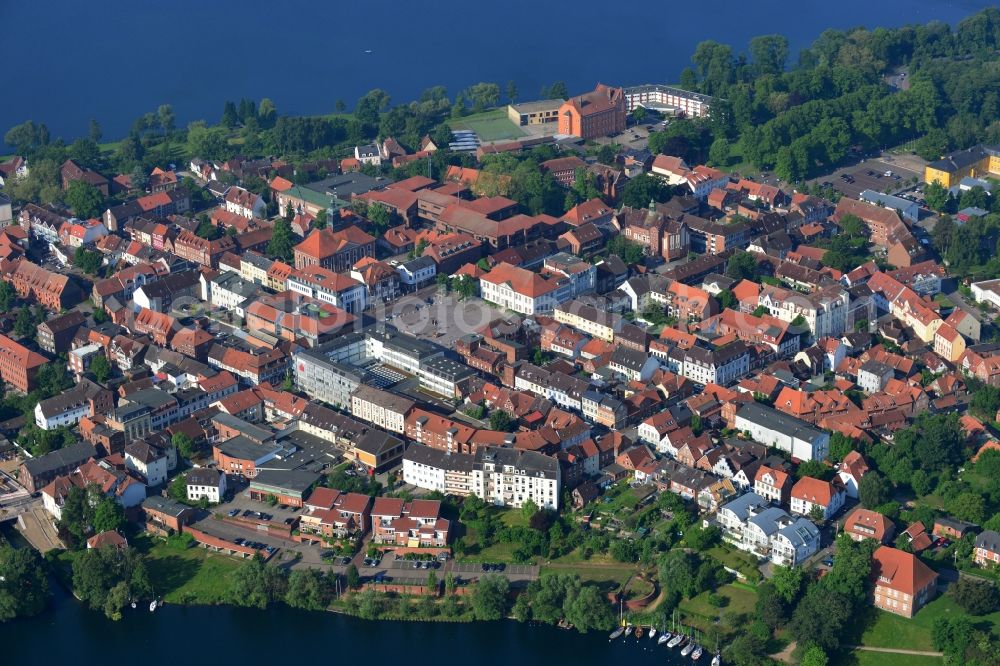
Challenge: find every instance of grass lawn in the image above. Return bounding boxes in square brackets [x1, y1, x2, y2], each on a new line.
[548, 548, 620, 566]
[541, 562, 638, 591]
[859, 594, 1000, 652]
[499, 509, 529, 527]
[594, 485, 648, 517]
[705, 544, 762, 582]
[933, 293, 955, 308]
[133, 534, 243, 605]
[679, 583, 757, 631]
[447, 109, 525, 142]
[457, 540, 520, 563]
[839, 650, 943, 666]
[718, 140, 760, 177]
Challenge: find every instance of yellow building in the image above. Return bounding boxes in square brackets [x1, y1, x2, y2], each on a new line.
[554, 301, 618, 341]
[507, 99, 564, 126]
[924, 145, 1000, 187]
[934, 323, 966, 363]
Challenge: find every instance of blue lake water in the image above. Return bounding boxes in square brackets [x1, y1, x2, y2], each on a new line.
[0, 0, 992, 146]
[0, 584, 700, 665]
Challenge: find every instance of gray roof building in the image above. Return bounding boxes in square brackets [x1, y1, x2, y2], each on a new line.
[474, 446, 559, 480]
[249, 468, 320, 497]
[21, 441, 95, 478]
[403, 443, 476, 472]
[720, 491, 768, 521]
[778, 517, 821, 548]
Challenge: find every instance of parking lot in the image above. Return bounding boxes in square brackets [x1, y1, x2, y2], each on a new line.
[220, 484, 304, 525]
[451, 562, 537, 576]
[357, 550, 539, 585]
[810, 157, 922, 200]
[593, 119, 667, 151]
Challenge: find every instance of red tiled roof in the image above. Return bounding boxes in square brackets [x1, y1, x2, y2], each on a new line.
[844, 507, 892, 542]
[294, 226, 375, 260]
[791, 475, 838, 505]
[480, 262, 560, 298]
[872, 545, 937, 596]
[0, 333, 49, 371]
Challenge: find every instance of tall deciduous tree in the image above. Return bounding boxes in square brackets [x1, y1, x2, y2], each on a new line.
[65, 180, 104, 219]
[471, 574, 509, 620]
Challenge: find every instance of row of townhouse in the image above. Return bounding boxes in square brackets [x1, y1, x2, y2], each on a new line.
[652, 340, 752, 386]
[716, 492, 821, 566]
[514, 362, 592, 413]
[370, 497, 451, 548]
[402, 443, 561, 510]
[757, 283, 850, 339]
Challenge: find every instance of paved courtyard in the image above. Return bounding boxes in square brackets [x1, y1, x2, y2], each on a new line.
[385, 293, 507, 347]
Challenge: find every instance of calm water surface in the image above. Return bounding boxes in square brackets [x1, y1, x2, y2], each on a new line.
[0, 0, 992, 145]
[0, 584, 696, 665]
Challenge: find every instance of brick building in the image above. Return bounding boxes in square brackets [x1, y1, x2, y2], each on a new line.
[0, 333, 49, 392]
[293, 226, 376, 272]
[557, 84, 627, 139]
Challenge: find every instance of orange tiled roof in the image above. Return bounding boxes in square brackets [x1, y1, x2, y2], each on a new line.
[872, 545, 937, 596]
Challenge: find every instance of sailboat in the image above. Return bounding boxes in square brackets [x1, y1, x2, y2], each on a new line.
[711, 654, 721, 666]
[149, 599, 158, 612]
[609, 599, 625, 640]
[658, 630, 672, 645]
[681, 640, 695, 657]
[692, 644, 704, 660]
[649, 626, 657, 639]
[624, 624, 633, 637]
[608, 599, 625, 641]
[667, 610, 685, 647]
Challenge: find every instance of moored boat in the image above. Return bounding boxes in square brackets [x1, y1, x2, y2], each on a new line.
[711, 653, 721, 666]
[681, 641, 695, 657]
[658, 631, 672, 645]
[624, 624, 633, 636]
[609, 626, 625, 640]
[649, 627, 656, 639]
[635, 626, 644, 638]
[692, 645, 703, 660]
[149, 599, 157, 612]
[667, 634, 684, 648]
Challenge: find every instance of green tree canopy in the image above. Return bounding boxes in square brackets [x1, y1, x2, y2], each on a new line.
[0, 545, 49, 621]
[471, 574, 510, 620]
[72, 546, 152, 620]
[65, 180, 105, 219]
[267, 216, 295, 261]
